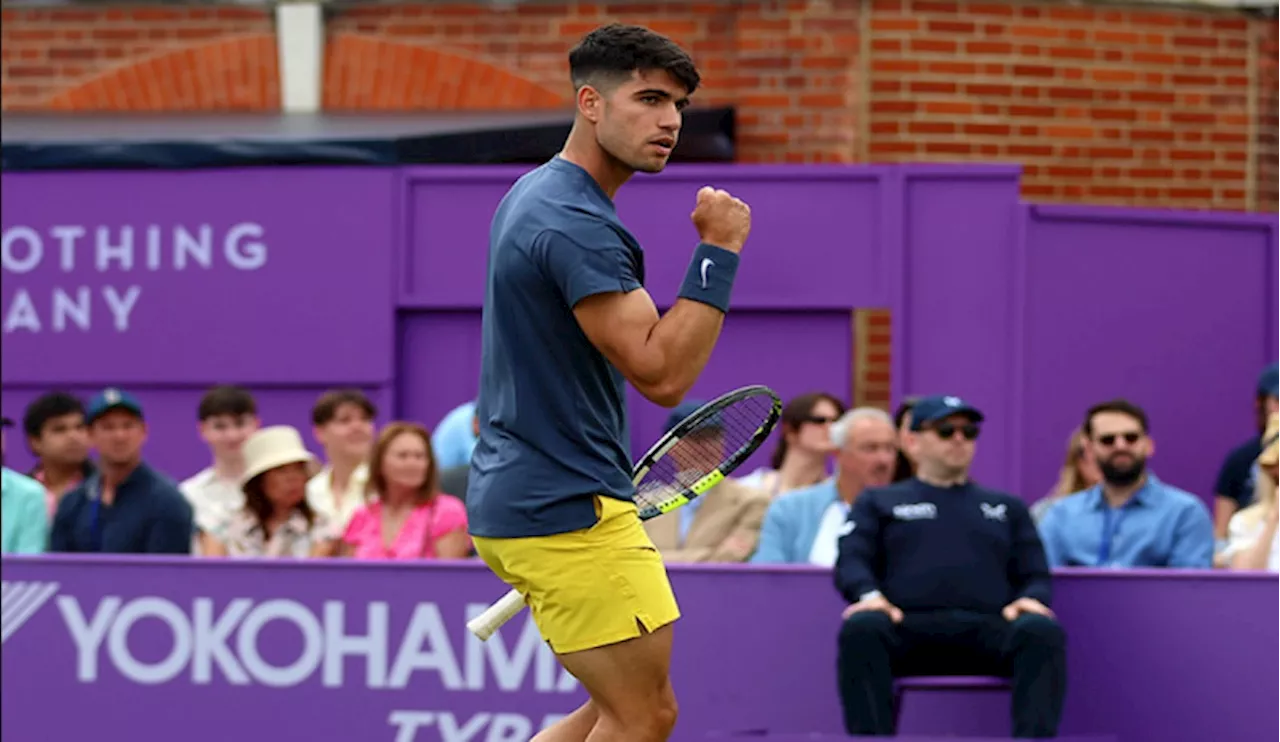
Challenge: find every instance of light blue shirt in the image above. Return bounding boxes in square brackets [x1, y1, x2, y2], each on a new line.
[1037, 473, 1214, 569]
[2, 467, 49, 554]
[678, 495, 706, 543]
[749, 478, 840, 564]
[431, 401, 477, 470]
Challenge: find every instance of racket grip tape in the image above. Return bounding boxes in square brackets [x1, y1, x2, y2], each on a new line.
[467, 588, 527, 641]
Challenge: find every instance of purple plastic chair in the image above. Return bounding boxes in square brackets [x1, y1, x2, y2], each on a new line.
[892, 675, 1012, 729]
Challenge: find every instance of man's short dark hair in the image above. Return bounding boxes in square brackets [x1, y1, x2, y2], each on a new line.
[568, 23, 700, 96]
[22, 391, 85, 439]
[312, 389, 377, 427]
[197, 385, 258, 421]
[1082, 399, 1150, 438]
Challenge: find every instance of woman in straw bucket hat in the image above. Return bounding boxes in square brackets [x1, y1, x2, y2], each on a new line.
[203, 426, 333, 558]
[1223, 412, 1279, 571]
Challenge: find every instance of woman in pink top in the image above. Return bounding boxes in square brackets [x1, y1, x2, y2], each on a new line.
[339, 421, 471, 560]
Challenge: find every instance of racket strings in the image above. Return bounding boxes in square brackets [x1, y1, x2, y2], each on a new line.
[633, 393, 778, 513]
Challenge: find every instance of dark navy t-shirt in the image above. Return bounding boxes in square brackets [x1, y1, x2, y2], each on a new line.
[466, 157, 645, 538]
[1213, 437, 1261, 508]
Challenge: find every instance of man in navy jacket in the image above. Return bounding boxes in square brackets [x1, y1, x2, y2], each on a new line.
[834, 395, 1066, 738]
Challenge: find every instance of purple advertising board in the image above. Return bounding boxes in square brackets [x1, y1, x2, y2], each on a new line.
[2, 557, 1275, 742]
[2, 163, 1277, 505]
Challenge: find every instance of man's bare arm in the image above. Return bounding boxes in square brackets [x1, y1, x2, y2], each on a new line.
[573, 289, 725, 408]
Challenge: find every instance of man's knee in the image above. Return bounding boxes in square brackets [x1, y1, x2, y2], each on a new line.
[651, 682, 679, 736]
[839, 610, 895, 653]
[1009, 613, 1066, 650]
[600, 681, 677, 741]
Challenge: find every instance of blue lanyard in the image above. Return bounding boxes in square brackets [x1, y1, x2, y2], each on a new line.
[88, 485, 105, 552]
[1097, 506, 1126, 566]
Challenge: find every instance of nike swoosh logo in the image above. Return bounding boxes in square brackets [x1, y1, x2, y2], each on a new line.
[700, 257, 714, 289]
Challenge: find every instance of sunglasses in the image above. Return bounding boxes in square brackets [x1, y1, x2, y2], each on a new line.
[802, 415, 837, 425]
[929, 422, 980, 441]
[1097, 432, 1142, 447]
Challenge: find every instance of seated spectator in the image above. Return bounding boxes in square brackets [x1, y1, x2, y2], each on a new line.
[1038, 399, 1214, 569]
[835, 394, 1064, 738]
[205, 426, 330, 558]
[339, 422, 470, 560]
[436, 408, 479, 500]
[737, 392, 845, 498]
[1224, 412, 1278, 571]
[1211, 364, 1277, 563]
[21, 391, 94, 519]
[2, 415, 48, 554]
[50, 389, 193, 554]
[644, 401, 770, 562]
[751, 407, 896, 565]
[306, 389, 376, 537]
[890, 396, 921, 483]
[179, 385, 260, 555]
[1029, 427, 1101, 524]
[432, 399, 478, 470]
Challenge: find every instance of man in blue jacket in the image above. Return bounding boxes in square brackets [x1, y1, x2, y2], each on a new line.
[834, 395, 1065, 738]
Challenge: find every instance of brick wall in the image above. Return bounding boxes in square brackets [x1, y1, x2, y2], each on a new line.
[0, 4, 278, 111]
[3, 1, 1275, 410]
[1257, 18, 1278, 213]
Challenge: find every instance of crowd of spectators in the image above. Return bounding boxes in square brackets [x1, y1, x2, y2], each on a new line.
[0, 386, 471, 561]
[2, 368, 1275, 570]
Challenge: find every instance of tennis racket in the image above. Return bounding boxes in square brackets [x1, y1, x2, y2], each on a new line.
[466, 384, 783, 641]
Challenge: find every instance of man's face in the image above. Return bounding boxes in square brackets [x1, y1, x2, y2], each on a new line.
[90, 410, 147, 467]
[314, 402, 375, 462]
[836, 418, 898, 488]
[1085, 411, 1152, 486]
[29, 412, 90, 468]
[590, 68, 688, 174]
[199, 413, 259, 460]
[911, 414, 980, 474]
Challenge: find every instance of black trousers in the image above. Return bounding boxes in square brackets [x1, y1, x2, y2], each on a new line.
[836, 609, 1067, 738]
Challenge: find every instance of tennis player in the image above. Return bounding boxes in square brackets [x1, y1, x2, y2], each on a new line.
[466, 23, 751, 742]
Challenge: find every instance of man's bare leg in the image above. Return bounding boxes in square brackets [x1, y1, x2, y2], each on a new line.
[531, 700, 598, 742]
[554, 622, 678, 742]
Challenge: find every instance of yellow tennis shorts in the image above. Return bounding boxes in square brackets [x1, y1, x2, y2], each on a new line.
[472, 494, 681, 655]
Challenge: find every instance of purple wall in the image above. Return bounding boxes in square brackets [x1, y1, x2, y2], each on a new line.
[3, 164, 1276, 503]
[2, 557, 1275, 742]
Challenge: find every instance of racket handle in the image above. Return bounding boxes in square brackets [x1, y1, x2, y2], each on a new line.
[467, 588, 526, 641]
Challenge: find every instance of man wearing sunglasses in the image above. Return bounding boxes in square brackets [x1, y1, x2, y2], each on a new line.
[833, 395, 1064, 738]
[1037, 399, 1214, 570]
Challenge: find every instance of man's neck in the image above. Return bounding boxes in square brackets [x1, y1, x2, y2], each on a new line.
[559, 127, 633, 200]
[777, 455, 826, 492]
[1101, 476, 1147, 508]
[41, 462, 85, 494]
[917, 469, 967, 488]
[835, 473, 864, 505]
[99, 460, 140, 503]
[211, 455, 245, 482]
[327, 457, 361, 498]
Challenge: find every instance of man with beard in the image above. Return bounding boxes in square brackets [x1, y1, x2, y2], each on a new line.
[1037, 399, 1213, 569]
[833, 395, 1064, 738]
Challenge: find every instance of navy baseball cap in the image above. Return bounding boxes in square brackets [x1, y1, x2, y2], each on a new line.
[86, 387, 144, 423]
[1258, 363, 1278, 398]
[909, 395, 984, 431]
[665, 399, 719, 435]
